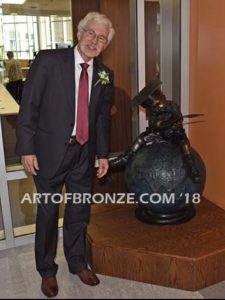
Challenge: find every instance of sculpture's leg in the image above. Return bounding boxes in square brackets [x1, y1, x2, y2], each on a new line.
[109, 132, 147, 168]
[180, 138, 201, 183]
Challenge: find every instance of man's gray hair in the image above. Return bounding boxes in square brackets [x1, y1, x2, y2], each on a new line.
[78, 12, 115, 43]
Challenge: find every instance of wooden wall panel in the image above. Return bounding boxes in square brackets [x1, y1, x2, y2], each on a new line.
[189, 0, 225, 210]
[71, 0, 100, 44]
[100, 0, 132, 153]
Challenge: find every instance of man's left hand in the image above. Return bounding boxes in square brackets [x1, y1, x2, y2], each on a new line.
[97, 159, 109, 178]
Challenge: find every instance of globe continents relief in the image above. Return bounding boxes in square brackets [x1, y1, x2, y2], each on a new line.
[125, 140, 206, 221]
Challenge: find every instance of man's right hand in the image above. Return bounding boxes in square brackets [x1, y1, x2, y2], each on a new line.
[21, 155, 39, 176]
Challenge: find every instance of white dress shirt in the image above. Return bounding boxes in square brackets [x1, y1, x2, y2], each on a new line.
[71, 46, 94, 136]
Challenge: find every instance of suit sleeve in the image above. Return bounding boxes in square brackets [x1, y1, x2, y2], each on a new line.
[96, 71, 114, 159]
[16, 51, 48, 155]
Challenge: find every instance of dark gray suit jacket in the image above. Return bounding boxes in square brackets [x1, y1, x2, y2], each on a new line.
[16, 47, 114, 178]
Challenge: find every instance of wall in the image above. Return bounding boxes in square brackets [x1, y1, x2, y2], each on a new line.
[189, 0, 225, 209]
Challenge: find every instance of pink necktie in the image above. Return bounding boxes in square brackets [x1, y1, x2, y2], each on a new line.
[76, 63, 89, 145]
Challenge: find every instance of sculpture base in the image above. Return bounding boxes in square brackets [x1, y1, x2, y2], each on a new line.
[135, 205, 196, 225]
[87, 199, 225, 291]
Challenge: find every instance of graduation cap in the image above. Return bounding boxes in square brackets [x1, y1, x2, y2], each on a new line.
[131, 79, 162, 110]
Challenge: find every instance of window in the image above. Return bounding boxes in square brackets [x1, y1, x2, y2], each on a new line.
[2, 15, 38, 59]
[51, 16, 72, 49]
[0, 15, 72, 59]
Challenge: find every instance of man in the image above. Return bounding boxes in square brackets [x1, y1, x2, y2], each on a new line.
[16, 12, 115, 297]
[5, 51, 23, 104]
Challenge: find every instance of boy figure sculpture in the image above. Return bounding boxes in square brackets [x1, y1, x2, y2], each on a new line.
[110, 79, 201, 183]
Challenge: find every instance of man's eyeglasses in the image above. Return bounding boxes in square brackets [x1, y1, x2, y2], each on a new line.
[83, 29, 108, 44]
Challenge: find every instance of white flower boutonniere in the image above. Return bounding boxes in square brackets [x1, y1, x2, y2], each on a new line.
[94, 70, 110, 87]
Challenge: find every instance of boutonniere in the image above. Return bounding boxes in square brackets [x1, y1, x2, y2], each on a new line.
[94, 70, 110, 87]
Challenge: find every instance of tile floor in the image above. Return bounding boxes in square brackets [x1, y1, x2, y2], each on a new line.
[0, 238, 224, 299]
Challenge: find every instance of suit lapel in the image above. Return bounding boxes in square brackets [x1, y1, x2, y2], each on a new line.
[90, 59, 102, 110]
[60, 47, 75, 113]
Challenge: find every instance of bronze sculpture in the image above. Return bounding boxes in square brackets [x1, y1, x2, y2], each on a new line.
[109, 79, 202, 184]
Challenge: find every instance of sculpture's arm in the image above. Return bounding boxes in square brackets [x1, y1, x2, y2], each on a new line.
[109, 131, 149, 168]
[179, 137, 201, 183]
[159, 120, 201, 183]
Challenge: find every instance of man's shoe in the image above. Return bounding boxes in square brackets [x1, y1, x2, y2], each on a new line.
[76, 269, 100, 286]
[41, 276, 58, 298]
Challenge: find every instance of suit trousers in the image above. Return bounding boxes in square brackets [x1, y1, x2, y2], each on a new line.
[33, 142, 92, 278]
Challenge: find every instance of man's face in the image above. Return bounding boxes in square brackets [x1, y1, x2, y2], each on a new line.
[77, 20, 109, 62]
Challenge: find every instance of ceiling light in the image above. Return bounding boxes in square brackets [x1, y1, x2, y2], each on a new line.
[1, 0, 26, 4]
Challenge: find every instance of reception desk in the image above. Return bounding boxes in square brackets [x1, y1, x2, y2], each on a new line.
[0, 83, 19, 115]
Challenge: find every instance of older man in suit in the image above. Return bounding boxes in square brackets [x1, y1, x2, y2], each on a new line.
[16, 12, 115, 297]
